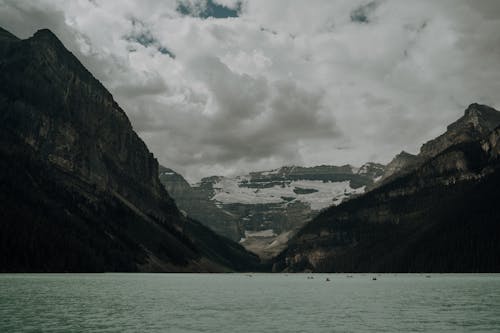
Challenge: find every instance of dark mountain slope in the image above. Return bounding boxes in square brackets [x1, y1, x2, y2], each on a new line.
[377, 103, 500, 186]
[159, 166, 241, 241]
[274, 105, 500, 273]
[0, 27, 260, 272]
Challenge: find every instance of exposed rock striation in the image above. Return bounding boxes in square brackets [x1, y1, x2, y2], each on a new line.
[159, 166, 241, 240]
[159, 163, 385, 259]
[376, 103, 500, 186]
[420, 103, 500, 159]
[0, 27, 260, 272]
[381, 151, 420, 179]
[275, 104, 500, 273]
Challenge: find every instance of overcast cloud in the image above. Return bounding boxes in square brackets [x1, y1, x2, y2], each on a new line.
[1, 0, 500, 182]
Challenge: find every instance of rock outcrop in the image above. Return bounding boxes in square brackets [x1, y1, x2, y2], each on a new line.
[159, 166, 241, 240]
[381, 151, 420, 179]
[376, 103, 500, 185]
[420, 103, 500, 159]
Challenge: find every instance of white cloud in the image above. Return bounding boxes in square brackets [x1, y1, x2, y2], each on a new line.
[1, 0, 499, 182]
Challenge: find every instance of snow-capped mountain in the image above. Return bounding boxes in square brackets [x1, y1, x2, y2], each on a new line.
[160, 163, 385, 258]
[208, 164, 385, 210]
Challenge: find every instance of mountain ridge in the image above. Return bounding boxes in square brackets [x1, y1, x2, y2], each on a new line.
[375, 103, 500, 186]
[274, 104, 500, 272]
[159, 162, 385, 259]
[420, 103, 500, 159]
[0, 27, 261, 272]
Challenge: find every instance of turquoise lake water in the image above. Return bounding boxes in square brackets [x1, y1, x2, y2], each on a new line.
[1, 273, 499, 332]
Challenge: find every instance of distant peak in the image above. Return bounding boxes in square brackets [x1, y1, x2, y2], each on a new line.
[396, 151, 416, 158]
[387, 151, 419, 168]
[32, 29, 64, 46]
[420, 103, 500, 159]
[456, 103, 500, 133]
[34, 28, 57, 37]
[464, 103, 499, 118]
[360, 162, 385, 170]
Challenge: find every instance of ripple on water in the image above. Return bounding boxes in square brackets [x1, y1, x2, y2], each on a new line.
[0, 274, 499, 332]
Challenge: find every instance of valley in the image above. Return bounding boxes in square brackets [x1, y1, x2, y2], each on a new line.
[160, 163, 385, 258]
[1, 26, 499, 273]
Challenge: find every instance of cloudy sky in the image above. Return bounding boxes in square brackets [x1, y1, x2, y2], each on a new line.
[1, 0, 500, 182]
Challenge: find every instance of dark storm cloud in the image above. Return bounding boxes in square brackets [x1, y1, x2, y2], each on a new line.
[170, 55, 338, 165]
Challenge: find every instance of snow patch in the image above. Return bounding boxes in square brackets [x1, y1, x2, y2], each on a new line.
[211, 178, 288, 204]
[260, 168, 280, 176]
[291, 180, 365, 210]
[358, 164, 370, 174]
[211, 177, 366, 210]
[245, 229, 276, 238]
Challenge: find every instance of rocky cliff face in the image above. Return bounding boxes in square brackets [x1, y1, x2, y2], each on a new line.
[1, 28, 173, 220]
[420, 103, 500, 159]
[159, 166, 241, 240]
[376, 103, 500, 185]
[0, 27, 260, 272]
[381, 151, 420, 180]
[274, 104, 500, 273]
[159, 163, 385, 259]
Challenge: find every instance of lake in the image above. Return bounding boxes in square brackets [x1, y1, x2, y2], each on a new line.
[1, 274, 499, 332]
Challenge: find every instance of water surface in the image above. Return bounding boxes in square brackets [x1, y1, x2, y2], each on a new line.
[1, 273, 499, 332]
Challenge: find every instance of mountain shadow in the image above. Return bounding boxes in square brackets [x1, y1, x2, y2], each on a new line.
[0, 27, 261, 272]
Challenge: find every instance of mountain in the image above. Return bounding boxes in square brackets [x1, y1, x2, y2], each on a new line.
[376, 103, 500, 185]
[420, 103, 500, 159]
[159, 166, 241, 240]
[0, 27, 260, 272]
[379, 151, 420, 180]
[274, 104, 500, 272]
[159, 163, 385, 259]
